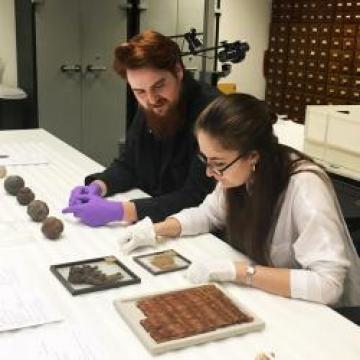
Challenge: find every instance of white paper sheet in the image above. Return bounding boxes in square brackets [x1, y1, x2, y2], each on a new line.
[0, 222, 35, 247]
[0, 265, 62, 332]
[0, 325, 107, 360]
[0, 142, 48, 165]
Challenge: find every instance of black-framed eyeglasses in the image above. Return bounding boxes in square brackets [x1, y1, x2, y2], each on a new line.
[197, 152, 243, 176]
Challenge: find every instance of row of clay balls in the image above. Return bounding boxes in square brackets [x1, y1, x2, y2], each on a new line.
[1, 166, 64, 240]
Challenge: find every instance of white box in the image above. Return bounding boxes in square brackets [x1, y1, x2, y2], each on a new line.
[304, 105, 360, 181]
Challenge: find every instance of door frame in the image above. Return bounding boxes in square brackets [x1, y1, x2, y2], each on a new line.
[15, 0, 142, 130]
[15, 0, 38, 129]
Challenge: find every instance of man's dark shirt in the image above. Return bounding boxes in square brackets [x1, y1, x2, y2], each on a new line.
[85, 72, 219, 222]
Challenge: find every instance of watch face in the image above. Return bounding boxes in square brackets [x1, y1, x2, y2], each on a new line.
[246, 266, 255, 275]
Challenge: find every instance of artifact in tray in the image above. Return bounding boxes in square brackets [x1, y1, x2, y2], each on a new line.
[133, 249, 191, 275]
[50, 256, 141, 295]
[114, 283, 265, 354]
[136, 284, 253, 343]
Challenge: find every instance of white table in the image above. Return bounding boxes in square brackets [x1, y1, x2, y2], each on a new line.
[0, 128, 359, 360]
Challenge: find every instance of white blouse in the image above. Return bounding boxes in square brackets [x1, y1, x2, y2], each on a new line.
[172, 166, 360, 306]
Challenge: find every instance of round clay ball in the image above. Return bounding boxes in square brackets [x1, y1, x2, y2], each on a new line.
[0, 166, 6, 179]
[27, 200, 49, 222]
[41, 217, 64, 240]
[4, 175, 25, 195]
[16, 187, 35, 205]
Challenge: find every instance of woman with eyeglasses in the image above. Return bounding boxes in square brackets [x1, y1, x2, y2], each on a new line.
[118, 93, 360, 306]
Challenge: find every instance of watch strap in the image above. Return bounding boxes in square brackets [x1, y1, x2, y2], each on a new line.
[245, 263, 256, 286]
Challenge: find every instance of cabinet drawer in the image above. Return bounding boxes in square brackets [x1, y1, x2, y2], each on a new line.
[326, 1, 336, 11]
[327, 85, 338, 96]
[351, 89, 360, 101]
[331, 37, 342, 48]
[318, 10, 335, 22]
[283, 92, 293, 103]
[344, 1, 354, 10]
[283, 101, 292, 112]
[339, 75, 352, 86]
[319, 36, 330, 48]
[320, 24, 332, 35]
[277, 56, 286, 66]
[334, 12, 345, 22]
[338, 86, 350, 98]
[328, 74, 339, 85]
[326, 97, 346, 105]
[315, 83, 326, 93]
[318, 60, 328, 71]
[336, 1, 345, 10]
[305, 82, 316, 93]
[313, 96, 325, 105]
[306, 71, 316, 81]
[343, 24, 356, 36]
[286, 78, 296, 89]
[355, 62, 360, 75]
[304, 94, 314, 105]
[332, 24, 343, 36]
[307, 59, 317, 70]
[329, 61, 341, 72]
[342, 50, 354, 64]
[309, 24, 320, 34]
[343, 37, 355, 50]
[309, 37, 319, 48]
[293, 92, 302, 103]
[355, 51, 360, 62]
[296, 70, 305, 80]
[330, 49, 343, 61]
[354, 12, 360, 22]
[287, 57, 297, 67]
[316, 72, 327, 83]
[319, 49, 329, 60]
[298, 48, 307, 58]
[341, 63, 352, 73]
[353, 76, 360, 88]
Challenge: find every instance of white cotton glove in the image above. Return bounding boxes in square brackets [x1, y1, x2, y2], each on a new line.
[185, 259, 237, 284]
[117, 217, 157, 254]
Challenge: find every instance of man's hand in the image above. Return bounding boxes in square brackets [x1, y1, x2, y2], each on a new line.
[62, 195, 124, 227]
[118, 217, 157, 254]
[68, 182, 102, 206]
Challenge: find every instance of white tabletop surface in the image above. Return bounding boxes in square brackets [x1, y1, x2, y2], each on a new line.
[0, 128, 359, 360]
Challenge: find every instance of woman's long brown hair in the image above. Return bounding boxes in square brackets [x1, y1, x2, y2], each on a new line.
[195, 94, 317, 265]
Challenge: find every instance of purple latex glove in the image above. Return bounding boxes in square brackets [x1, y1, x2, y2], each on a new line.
[62, 195, 124, 227]
[68, 182, 102, 206]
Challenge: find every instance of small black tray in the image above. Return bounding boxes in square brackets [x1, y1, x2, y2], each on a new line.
[50, 255, 141, 295]
[133, 249, 191, 275]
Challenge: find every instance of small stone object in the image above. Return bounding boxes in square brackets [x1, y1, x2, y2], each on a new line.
[41, 216, 64, 239]
[27, 200, 49, 222]
[16, 187, 35, 205]
[0, 166, 6, 179]
[4, 175, 25, 195]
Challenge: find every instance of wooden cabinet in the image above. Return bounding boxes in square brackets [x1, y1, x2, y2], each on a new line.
[266, 0, 360, 122]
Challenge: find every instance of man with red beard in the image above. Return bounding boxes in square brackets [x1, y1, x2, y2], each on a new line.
[62, 30, 219, 226]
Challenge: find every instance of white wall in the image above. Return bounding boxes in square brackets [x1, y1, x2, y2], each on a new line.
[218, 0, 271, 99]
[0, 0, 17, 87]
[0, 0, 272, 93]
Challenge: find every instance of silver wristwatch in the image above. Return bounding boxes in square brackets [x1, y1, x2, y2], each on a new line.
[245, 263, 256, 286]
